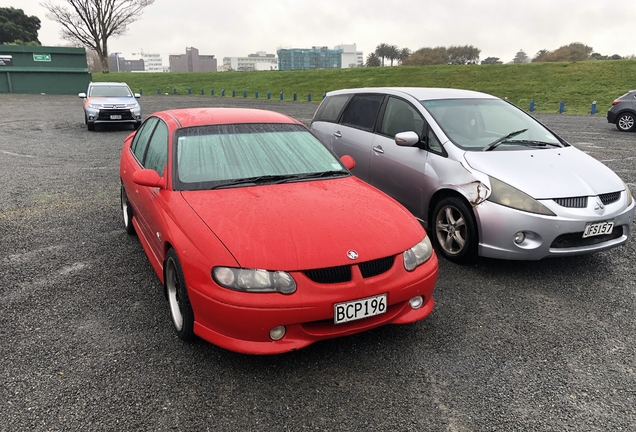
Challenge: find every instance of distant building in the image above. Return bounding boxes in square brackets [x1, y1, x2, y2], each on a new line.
[277, 46, 342, 71]
[169, 47, 217, 72]
[108, 53, 145, 72]
[108, 51, 164, 72]
[334, 44, 363, 68]
[222, 51, 278, 71]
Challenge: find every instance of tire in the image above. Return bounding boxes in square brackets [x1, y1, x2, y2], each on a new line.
[165, 249, 195, 341]
[616, 112, 636, 132]
[84, 114, 87, 125]
[120, 185, 135, 235]
[431, 197, 478, 263]
[134, 121, 141, 130]
[87, 122, 95, 131]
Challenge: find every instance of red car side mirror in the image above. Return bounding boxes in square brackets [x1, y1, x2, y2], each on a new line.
[132, 169, 164, 188]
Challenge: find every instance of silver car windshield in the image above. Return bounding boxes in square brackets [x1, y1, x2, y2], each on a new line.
[421, 98, 564, 151]
[89, 86, 133, 98]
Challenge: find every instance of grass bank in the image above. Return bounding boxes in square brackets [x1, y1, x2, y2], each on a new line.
[93, 60, 636, 115]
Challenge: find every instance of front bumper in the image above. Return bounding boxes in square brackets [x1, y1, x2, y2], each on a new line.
[188, 254, 438, 354]
[475, 193, 634, 260]
[85, 107, 142, 124]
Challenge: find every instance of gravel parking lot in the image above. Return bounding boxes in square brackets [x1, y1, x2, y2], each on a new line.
[1, 93, 635, 431]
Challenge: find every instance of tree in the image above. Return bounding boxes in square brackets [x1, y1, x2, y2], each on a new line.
[386, 44, 399, 66]
[447, 45, 481, 65]
[0, 7, 41, 44]
[402, 47, 448, 66]
[398, 47, 411, 64]
[513, 50, 529, 63]
[374, 43, 390, 66]
[481, 57, 502, 65]
[365, 52, 381, 67]
[531, 43, 593, 62]
[42, 0, 156, 73]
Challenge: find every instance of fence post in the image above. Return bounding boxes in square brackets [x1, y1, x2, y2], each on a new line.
[255, 91, 259, 99]
[267, 91, 271, 100]
[139, 88, 142, 95]
[232, 90, 236, 97]
[201, 88, 204, 95]
[559, 100, 565, 114]
[529, 100, 535, 112]
[188, 87, 192, 95]
[293, 93, 297, 101]
[221, 89, 225, 97]
[243, 91, 247, 98]
[591, 101, 597, 115]
[280, 92, 283, 100]
[308, 94, 312, 102]
[157, 88, 161, 95]
[211, 89, 214, 96]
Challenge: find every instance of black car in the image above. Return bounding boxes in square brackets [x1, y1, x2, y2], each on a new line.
[607, 90, 636, 132]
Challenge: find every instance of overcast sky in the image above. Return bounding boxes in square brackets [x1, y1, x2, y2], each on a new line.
[3, 0, 635, 65]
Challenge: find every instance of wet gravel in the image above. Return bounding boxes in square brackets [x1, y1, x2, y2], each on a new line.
[1, 93, 635, 431]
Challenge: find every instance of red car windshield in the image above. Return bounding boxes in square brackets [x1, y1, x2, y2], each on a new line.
[173, 123, 348, 191]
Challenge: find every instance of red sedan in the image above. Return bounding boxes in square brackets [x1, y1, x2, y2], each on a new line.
[119, 107, 438, 354]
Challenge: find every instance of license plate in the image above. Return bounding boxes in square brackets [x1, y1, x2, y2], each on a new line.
[334, 294, 387, 324]
[110, 114, 122, 120]
[583, 220, 614, 238]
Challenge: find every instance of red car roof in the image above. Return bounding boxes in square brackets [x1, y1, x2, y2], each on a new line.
[156, 107, 301, 128]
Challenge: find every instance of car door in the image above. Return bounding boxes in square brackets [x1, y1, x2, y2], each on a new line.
[330, 94, 385, 182]
[132, 119, 170, 263]
[368, 96, 432, 217]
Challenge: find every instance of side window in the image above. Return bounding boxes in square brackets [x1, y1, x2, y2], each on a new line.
[313, 94, 351, 123]
[340, 94, 384, 131]
[131, 117, 159, 165]
[427, 129, 444, 154]
[379, 97, 424, 138]
[144, 120, 169, 176]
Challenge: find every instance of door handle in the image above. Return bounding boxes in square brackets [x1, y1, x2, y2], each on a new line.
[333, 131, 342, 138]
[373, 145, 384, 154]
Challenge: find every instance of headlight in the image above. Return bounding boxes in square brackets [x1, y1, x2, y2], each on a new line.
[126, 103, 140, 109]
[87, 103, 101, 109]
[623, 181, 633, 206]
[403, 236, 433, 271]
[487, 176, 555, 216]
[212, 267, 296, 294]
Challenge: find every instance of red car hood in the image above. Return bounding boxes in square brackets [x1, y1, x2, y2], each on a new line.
[180, 177, 425, 271]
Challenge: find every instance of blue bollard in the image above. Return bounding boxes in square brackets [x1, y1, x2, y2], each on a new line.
[559, 100, 565, 114]
[232, 90, 236, 97]
[188, 87, 192, 95]
[267, 91, 271, 100]
[323, 93, 326, 99]
[255, 91, 259, 99]
[157, 88, 161, 95]
[293, 93, 297, 101]
[243, 91, 247, 98]
[201, 88, 204, 95]
[211, 89, 215, 96]
[591, 101, 597, 115]
[222, 89, 225, 97]
[308, 94, 312, 102]
[173, 88, 177, 95]
[280, 92, 283, 100]
[529, 100, 535, 112]
[139, 88, 142, 95]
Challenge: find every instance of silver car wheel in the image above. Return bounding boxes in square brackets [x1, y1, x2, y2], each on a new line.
[617, 113, 635, 132]
[164, 249, 195, 340]
[436, 205, 467, 255]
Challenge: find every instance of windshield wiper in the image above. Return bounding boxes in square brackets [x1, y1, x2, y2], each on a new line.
[211, 172, 348, 189]
[482, 128, 528, 151]
[506, 140, 563, 148]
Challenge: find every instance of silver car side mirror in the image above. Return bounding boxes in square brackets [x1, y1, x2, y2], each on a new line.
[394, 131, 419, 147]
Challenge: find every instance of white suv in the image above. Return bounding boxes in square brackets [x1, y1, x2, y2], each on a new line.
[78, 82, 142, 131]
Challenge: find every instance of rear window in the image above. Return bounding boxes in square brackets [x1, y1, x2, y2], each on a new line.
[340, 94, 384, 131]
[313, 94, 351, 123]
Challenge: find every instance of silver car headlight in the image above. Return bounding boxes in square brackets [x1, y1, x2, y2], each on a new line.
[126, 103, 140, 109]
[403, 236, 433, 271]
[87, 102, 101, 109]
[487, 176, 555, 216]
[623, 181, 633, 206]
[212, 267, 296, 294]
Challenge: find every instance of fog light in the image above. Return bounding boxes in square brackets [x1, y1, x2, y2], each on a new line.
[409, 296, 424, 310]
[514, 231, 526, 244]
[269, 326, 286, 341]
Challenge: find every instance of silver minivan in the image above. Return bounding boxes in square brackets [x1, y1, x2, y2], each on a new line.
[311, 87, 634, 262]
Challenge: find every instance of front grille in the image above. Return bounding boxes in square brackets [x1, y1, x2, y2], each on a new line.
[97, 109, 134, 121]
[553, 196, 587, 208]
[302, 255, 396, 284]
[599, 191, 621, 205]
[304, 265, 351, 284]
[359, 256, 395, 278]
[550, 226, 623, 248]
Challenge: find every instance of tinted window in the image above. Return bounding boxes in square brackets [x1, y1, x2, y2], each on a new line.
[131, 117, 159, 164]
[379, 97, 424, 138]
[144, 120, 169, 176]
[340, 94, 384, 131]
[313, 94, 351, 122]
